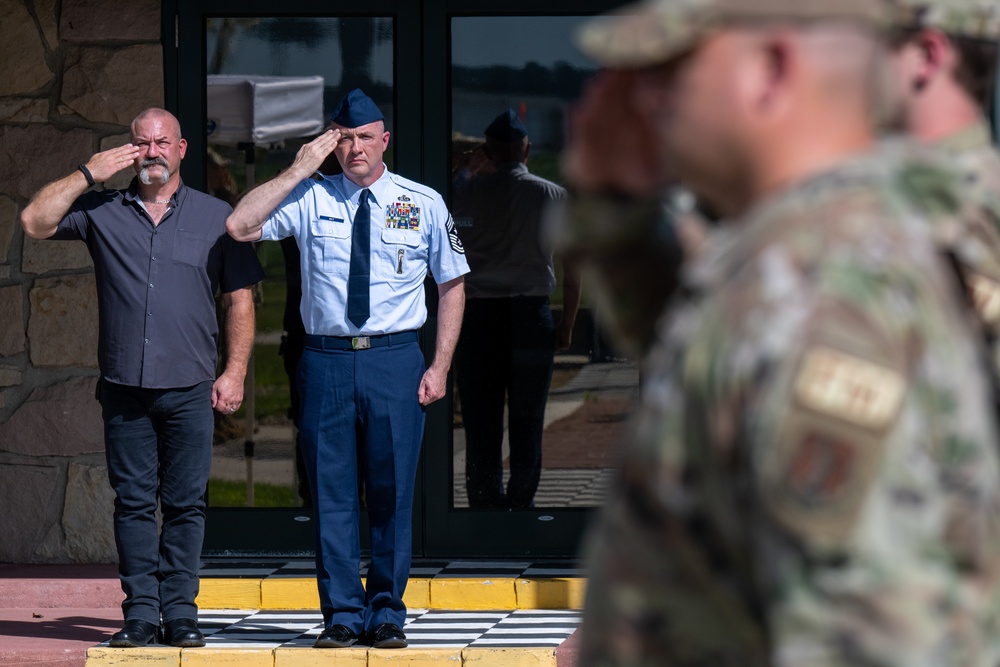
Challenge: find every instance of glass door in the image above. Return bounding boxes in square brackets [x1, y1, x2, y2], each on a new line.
[419, 0, 633, 557]
[170, 0, 627, 557]
[174, 0, 422, 553]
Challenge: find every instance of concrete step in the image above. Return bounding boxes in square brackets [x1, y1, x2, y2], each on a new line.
[85, 608, 581, 667]
[1, 561, 586, 612]
[0, 561, 585, 667]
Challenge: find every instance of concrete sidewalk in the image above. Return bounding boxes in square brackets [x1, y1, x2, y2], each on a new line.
[0, 608, 121, 666]
[0, 564, 122, 667]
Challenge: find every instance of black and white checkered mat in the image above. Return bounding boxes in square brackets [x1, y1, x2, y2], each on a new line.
[199, 559, 584, 580]
[191, 608, 580, 649]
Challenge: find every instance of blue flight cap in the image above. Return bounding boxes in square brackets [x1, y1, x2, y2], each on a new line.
[331, 88, 384, 128]
[484, 109, 528, 141]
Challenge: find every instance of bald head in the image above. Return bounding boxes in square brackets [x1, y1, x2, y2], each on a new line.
[131, 108, 182, 143]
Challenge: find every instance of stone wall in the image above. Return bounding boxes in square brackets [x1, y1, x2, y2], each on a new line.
[0, 0, 163, 563]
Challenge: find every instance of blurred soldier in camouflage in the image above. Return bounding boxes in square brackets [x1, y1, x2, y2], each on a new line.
[554, 0, 1000, 664]
[884, 0, 1000, 359]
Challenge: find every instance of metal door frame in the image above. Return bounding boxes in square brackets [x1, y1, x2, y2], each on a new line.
[166, 0, 623, 557]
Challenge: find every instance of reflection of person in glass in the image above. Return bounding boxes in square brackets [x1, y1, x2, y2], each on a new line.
[206, 147, 238, 206]
[206, 146, 245, 445]
[452, 109, 581, 509]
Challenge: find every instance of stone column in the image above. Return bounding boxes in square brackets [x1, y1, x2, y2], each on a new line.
[0, 0, 164, 563]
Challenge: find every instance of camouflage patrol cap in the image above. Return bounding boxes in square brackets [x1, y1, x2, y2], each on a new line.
[578, 0, 886, 67]
[890, 0, 1000, 40]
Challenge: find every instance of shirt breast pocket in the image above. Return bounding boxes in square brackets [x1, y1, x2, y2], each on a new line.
[379, 228, 424, 281]
[172, 230, 211, 267]
[309, 217, 351, 274]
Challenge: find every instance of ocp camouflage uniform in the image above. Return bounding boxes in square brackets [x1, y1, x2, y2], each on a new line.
[576, 151, 1000, 666]
[892, 0, 1000, 37]
[553, 141, 1000, 369]
[555, 0, 1000, 368]
[911, 128, 1000, 373]
[890, 0, 1000, 384]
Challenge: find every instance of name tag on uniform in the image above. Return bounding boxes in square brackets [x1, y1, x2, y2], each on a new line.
[319, 215, 344, 222]
[386, 202, 420, 231]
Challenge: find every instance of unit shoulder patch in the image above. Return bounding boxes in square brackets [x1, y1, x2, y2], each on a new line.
[793, 346, 905, 430]
[783, 433, 855, 507]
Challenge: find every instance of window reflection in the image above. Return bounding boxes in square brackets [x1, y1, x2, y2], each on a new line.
[449, 16, 639, 510]
[204, 17, 393, 508]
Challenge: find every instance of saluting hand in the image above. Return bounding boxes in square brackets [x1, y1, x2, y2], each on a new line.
[288, 128, 342, 179]
[85, 144, 142, 184]
[563, 70, 673, 197]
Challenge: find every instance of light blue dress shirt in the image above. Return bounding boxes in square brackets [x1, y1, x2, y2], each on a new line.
[261, 166, 470, 336]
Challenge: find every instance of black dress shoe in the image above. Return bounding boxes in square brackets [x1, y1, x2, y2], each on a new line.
[369, 622, 407, 649]
[162, 618, 205, 647]
[109, 619, 160, 647]
[314, 624, 359, 648]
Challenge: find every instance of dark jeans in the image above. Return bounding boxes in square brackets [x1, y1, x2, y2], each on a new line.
[99, 379, 214, 624]
[456, 296, 554, 508]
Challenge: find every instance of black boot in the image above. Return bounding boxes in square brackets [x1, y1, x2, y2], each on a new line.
[109, 619, 160, 647]
[162, 618, 205, 647]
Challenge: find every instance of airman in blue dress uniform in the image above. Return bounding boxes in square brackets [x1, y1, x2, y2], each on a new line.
[226, 89, 469, 649]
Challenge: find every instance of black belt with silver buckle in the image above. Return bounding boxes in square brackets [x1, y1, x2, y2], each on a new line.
[303, 330, 419, 351]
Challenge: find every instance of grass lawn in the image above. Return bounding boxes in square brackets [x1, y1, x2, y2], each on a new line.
[208, 477, 298, 507]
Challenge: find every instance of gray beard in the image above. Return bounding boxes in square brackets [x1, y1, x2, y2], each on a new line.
[139, 165, 170, 185]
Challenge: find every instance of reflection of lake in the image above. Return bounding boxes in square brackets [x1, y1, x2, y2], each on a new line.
[452, 360, 638, 509]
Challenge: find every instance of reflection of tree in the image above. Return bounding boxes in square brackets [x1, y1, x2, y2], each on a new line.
[206, 16, 393, 93]
[254, 18, 329, 71]
[207, 18, 261, 74]
[452, 60, 592, 98]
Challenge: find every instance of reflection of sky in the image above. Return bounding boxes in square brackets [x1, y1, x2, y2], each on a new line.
[451, 16, 597, 69]
[205, 18, 393, 85]
[205, 16, 597, 80]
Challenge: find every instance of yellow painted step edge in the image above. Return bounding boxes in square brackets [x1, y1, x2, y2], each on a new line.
[463, 647, 557, 666]
[87, 646, 180, 666]
[197, 579, 261, 609]
[198, 577, 585, 610]
[514, 578, 586, 610]
[276, 646, 464, 666]
[88, 646, 557, 667]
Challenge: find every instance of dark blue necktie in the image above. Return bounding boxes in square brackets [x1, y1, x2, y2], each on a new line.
[347, 189, 371, 328]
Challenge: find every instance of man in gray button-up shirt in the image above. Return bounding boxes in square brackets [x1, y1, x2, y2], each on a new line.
[20, 108, 263, 649]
